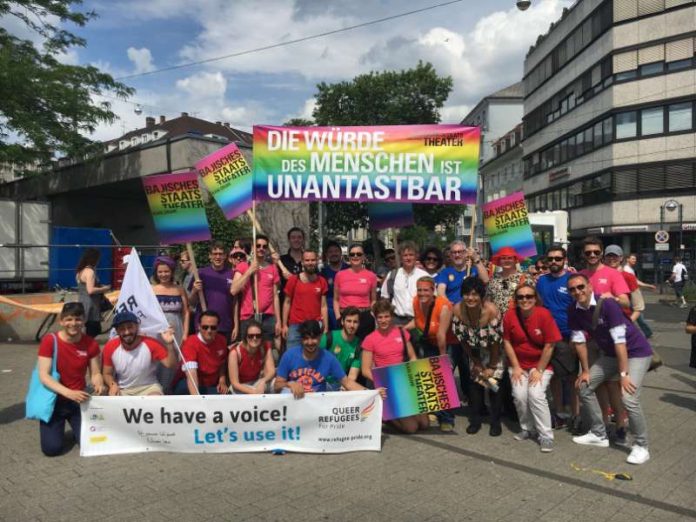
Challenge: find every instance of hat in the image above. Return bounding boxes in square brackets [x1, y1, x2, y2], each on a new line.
[490, 246, 522, 265]
[604, 245, 623, 257]
[229, 247, 246, 257]
[153, 255, 176, 272]
[112, 311, 140, 328]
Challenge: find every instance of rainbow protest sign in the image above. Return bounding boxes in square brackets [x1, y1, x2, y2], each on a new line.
[367, 203, 414, 230]
[253, 125, 479, 204]
[372, 355, 460, 421]
[195, 142, 253, 221]
[142, 171, 211, 244]
[483, 191, 537, 260]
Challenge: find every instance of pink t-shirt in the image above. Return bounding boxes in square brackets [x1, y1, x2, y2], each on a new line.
[362, 326, 410, 368]
[581, 266, 630, 298]
[334, 268, 377, 309]
[237, 262, 279, 320]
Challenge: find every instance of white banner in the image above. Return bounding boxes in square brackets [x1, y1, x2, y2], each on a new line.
[80, 391, 382, 456]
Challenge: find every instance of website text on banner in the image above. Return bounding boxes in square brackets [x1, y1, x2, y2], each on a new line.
[253, 125, 480, 204]
[142, 171, 211, 244]
[482, 191, 537, 260]
[195, 142, 253, 221]
[80, 391, 382, 456]
[372, 355, 460, 421]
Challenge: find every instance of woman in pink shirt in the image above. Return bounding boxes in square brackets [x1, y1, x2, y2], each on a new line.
[333, 244, 377, 340]
[361, 299, 429, 434]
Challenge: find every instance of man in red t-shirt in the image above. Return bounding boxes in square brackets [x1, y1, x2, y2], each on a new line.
[174, 311, 229, 395]
[282, 250, 328, 348]
[36, 302, 104, 456]
[102, 311, 176, 396]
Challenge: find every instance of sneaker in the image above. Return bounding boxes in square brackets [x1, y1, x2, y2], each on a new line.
[439, 422, 455, 433]
[573, 432, 609, 447]
[539, 438, 554, 453]
[552, 414, 568, 430]
[514, 430, 535, 441]
[428, 414, 438, 425]
[613, 426, 629, 447]
[626, 445, 650, 465]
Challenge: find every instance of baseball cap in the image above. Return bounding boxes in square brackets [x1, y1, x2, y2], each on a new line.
[604, 245, 623, 257]
[112, 311, 140, 328]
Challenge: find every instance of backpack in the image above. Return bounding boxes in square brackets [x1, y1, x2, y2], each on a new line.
[386, 269, 398, 302]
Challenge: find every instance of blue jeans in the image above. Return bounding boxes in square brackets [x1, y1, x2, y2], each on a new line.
[173, 379, 219, 395]
[420, 343, 456, 424]
[287, 321, 324, 349]
[636, 315, 653, 338]
[40, 399, 81, 457]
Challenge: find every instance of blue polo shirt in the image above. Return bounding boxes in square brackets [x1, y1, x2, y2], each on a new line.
[435, 266, 478, 304]
[536, 272, 572, 338]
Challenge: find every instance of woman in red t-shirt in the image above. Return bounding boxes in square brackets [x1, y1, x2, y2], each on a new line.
[361, 299, 429, 434]
[36, 302, 104, 456]
[333, 244, 377, 340]
[503, 284, 561, 453]
[228, 320, 276, 394]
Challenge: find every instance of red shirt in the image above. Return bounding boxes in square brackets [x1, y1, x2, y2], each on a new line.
[232, 343, 267, 383]
[581, 266, 630, 297]
[180, 334, 228, 386]
[503, 306, 561, 371]
[362, 326, 410, 368]
[334, 268, 377, 309]
[284, 274, 328, 324]
[38, 333, 99, 397]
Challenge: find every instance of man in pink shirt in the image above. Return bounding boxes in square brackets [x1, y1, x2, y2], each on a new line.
[231, 234, 281, 348]
[580, 236, 630, 308]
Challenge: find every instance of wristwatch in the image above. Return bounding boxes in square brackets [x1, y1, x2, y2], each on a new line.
[619, 371, 628, 377]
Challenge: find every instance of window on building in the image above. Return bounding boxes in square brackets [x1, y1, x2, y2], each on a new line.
[668, 102, 693, 132]
[602, 117, 614, 144]
[616, 111, 637, 139]
[567, 134, 576, 160]
[667, 58, 692, 71]
[584, 127, 594, 153]
[641, 106, 664, 136]
[639, 62, 664, 76]
[593, 121, 603, 148]
[576, 130, 585, 156]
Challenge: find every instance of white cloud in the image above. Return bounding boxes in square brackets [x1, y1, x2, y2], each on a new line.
[127, 47, 155, 74]
[176, 71, 227, 99]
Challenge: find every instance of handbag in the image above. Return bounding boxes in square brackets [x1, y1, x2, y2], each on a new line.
[25, 333, 60, 423]
[99, 294, 114, 313]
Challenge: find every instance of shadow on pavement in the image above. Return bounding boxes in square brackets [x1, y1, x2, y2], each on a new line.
[659, 392, 696, 412]
[0, 402, 25, 425]
[670, 372, 696, 389]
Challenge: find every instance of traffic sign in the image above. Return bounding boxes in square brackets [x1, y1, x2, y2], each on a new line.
[655, 243, 669, 251]
[655, 230, 669, 243]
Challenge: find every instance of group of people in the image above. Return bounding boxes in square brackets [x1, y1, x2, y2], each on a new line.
[37, 229, 670, 466]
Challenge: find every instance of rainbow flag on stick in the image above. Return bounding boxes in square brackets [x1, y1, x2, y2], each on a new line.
[196, 142, 253, 221]
[142, 171, 211, 245]
[372, 355, 460, 421]
[483, 191, 537, 260]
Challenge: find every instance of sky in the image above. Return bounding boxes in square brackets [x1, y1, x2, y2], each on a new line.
[11, 0, 573, 141]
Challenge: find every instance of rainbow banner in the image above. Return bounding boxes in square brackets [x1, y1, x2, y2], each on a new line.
[142, 171, 211, 245]
[367, 203, 414, 230]
[195, 142, 253, 221]
[253, 125, 479, 204]
[372, 355, 460, 421]
[483, 191, 537, 260]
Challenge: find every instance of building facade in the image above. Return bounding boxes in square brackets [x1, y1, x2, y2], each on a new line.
[521, 0, 696, 280]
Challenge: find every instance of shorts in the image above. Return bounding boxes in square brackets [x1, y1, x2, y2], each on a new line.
[119, 383, 164, 396]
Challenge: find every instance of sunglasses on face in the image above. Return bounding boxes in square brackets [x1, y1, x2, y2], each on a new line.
[584, 250, 602, 257]
[246, 333, 262, 340]
[231, 253, 245, 259]
[547, 256, 565, 262]
[515, 294, 536, 301]
[425, 257, 438, 262]
[568, 284, 586, 293]
[256, 244, 268, 249]
[349, 252, 363, 258]
[200, 325, 218, 331]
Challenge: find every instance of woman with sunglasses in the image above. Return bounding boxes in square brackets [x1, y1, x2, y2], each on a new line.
[334, 244, 377, 340]
[228, 320, 276, 394]
[503, 283, 561, 452]
[420, 246, 444, 276]
[452, 277, 504, 436]
[487, 246, 532, 314]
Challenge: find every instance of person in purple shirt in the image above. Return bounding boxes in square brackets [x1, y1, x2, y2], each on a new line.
[566, 273, 653, 465]
[190, 241, 236, 343]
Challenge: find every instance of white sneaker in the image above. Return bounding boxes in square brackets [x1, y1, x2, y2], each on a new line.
[572, 432, 609, 447]
[626, 445, 650, 465]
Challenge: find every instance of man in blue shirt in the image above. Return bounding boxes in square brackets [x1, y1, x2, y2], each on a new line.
[274, 320, 368, 398]
[435, 240, 488, 305]
[320, 240, 348, 330]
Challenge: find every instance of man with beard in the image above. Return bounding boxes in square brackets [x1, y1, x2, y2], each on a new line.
[580, 237, 630, 308]
[380, 241, 429, 327]
[102, 311, 177, 396]
[319, 306, 362, 389]
[320, 240, 348, 330]
[283, 250, 328, 348]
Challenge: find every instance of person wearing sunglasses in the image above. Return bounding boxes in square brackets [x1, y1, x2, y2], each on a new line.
[334, 244, 377, 340]
[503, 283, 561, 452]
[228, 244, 248, 269]
[174, 311, 229, 395]
[231, 234, 281, 348]
[567, 274, 653, 465]
[375, 248, 397, 286]
[579, 237, 631, 309]
[419, 246, 444, 276]
[228, 320, 276, 394]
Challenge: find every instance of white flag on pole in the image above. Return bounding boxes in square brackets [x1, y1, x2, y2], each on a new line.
[112, 249, 169, 338]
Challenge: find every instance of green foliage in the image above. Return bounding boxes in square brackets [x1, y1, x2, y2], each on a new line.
[283, 118, 314, 127]
[0, 0, 133, 170]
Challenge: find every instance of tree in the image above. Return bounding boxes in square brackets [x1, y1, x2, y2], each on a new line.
[0, 0, 133, 170]
[309, 61, 462, 238]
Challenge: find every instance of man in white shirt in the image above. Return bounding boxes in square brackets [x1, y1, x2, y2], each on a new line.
[380, 241, 428, 326]
[670, 256, 688, 308]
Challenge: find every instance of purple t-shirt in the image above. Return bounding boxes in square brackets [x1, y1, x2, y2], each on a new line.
[194, 266, 235, 333]
[567, 297, 652, 358]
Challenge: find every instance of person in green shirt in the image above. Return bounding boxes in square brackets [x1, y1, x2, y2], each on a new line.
[320, 306, 362, 389]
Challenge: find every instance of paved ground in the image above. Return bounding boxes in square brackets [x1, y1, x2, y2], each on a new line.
[1, 302, 695, 522]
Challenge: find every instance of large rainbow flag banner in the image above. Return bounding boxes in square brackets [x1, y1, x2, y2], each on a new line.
[253, 125, 479, 204]
[142, 171, 211, 244]
[195, 142, 253, 221]
[372, 355, 460, 421]
[367, 203, 414, 230]
[483, 191, 537, 260]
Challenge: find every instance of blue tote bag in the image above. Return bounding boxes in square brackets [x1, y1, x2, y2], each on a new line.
[25, 334, 60, 423]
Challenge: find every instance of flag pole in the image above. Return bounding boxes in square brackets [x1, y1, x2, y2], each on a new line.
[467, 205, 477, 277]
[186, 243, 207, 311]
[172, 338, 201, 396]
[251, 200, 259, 317]
[245, 208, 289, 275]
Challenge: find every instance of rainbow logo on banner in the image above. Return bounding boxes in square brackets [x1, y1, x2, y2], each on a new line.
[142, 171, 211, 245]
[253, 125, 479, 205]
[483, 191, 537, 260]
[367, 203, 414, 230]
[196, 142, 253, 221]
[372, 355, 460, 421]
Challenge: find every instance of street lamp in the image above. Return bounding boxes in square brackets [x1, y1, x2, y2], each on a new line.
[661, 199, 684, 251]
